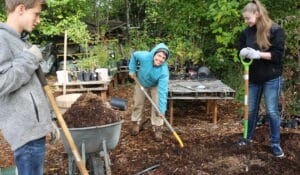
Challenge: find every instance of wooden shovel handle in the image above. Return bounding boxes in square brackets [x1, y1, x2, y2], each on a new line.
[36, 67, 89, 175]
[133, 76, 184, 148]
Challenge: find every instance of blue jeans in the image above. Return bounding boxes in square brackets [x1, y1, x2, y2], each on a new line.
[247, 76, 283, 145]
[14, 137, 46, 175]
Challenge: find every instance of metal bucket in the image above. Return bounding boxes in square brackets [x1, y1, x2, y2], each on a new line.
[110, 97, 128, 111]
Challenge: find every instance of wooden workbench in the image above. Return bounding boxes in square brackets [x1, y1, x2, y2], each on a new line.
[54, 80, 111, 100]
[168, 80, 235, 125]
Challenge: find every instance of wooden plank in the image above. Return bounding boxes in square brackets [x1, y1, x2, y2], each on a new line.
[55, 80, 110, 86]
[54, 80, 109, 94]
[55, 87, 107, 92]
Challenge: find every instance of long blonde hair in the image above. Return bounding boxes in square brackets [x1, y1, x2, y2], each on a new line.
[243, 0, 273, 50]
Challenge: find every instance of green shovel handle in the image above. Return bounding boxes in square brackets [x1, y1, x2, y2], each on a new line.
[243, 119, 248, 139]
[240, 57, 253, 71]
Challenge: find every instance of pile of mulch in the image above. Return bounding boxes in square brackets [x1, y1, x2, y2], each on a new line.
[63, 93, 121, 128]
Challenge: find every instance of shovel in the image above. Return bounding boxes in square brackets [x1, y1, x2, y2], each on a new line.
[36, 67, 89, 175]
[132, 76, 184, 148]
[240, 58, 253, 139]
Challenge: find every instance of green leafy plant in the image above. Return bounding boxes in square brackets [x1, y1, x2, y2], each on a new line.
[76, 43, 114, 71]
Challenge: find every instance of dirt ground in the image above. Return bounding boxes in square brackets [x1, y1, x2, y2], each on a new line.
[0, 82, 299, 175]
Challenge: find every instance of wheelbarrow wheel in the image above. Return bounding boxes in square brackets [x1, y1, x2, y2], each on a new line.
[86, 153, 105, 175]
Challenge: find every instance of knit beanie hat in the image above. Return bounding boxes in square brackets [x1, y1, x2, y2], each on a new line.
[155, 48, 169, 60]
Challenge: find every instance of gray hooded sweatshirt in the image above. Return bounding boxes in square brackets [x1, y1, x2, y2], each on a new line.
[0, 23, 52, 150]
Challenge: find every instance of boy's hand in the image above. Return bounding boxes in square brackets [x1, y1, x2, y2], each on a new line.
[24, 45, 43, 62]
[50, 120, 60, 145]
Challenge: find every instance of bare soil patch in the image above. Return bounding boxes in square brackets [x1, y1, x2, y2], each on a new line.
[0, 83, 299, 175]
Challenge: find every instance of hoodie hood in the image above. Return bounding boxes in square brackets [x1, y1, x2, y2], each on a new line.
[150, 43, 170, 60]
[0, 23, 21, 39]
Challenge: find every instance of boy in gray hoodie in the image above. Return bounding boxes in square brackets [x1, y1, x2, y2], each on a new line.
[0, 0, 53, 174]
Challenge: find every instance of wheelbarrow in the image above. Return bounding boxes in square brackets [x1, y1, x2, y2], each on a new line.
[60, 120, 124, 175]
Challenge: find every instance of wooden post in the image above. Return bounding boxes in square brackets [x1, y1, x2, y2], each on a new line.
[212, 100, 218, 124]
[169, 99, 174, 126]
[63, 30, 68, 95]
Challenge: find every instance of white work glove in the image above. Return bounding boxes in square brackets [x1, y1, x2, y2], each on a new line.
[50, 120, 60, 145]
[239, 47, 261, 59]
[129, 73, 136, 79]
[23, 45, 43, 62]
[154, 110, 164, 118]
[239, 48, 250, 58]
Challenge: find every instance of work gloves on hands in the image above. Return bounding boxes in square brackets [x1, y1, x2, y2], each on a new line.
[23, 45, 43, 62]
[154, 110, 164, 118]
[239, 47, 261, 59]
[50, 120, 60, 145]
[129, 73, 136, 79]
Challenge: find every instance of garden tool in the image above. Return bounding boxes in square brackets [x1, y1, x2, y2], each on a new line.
[36, 67, 89, 175]
[132, 76, 184, 148]
[240, 58, 253, 139]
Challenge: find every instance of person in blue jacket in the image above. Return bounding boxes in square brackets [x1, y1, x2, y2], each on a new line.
[128, 43, 170, 142]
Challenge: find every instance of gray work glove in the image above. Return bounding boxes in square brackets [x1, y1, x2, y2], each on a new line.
[239, 47, 261, 59]
[23, 45, 43, 62]
[50, 120, 60, 145]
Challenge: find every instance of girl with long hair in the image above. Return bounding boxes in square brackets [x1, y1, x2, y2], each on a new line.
[238, 0, 285, 157]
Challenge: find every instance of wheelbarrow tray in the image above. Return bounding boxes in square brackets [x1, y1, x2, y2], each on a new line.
[60, 120, 123, 154]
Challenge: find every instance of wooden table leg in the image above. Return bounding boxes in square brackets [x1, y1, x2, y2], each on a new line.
[206, 100, 211, 114]
[101, 91, 107, 101]
[170, 99, 174, 126]
[114, 74, 118, 87]
[212, 100, 218, 124]
[108, 82, 113, 96]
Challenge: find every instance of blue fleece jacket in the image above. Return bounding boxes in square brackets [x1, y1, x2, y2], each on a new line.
[129, 43, 170, 114]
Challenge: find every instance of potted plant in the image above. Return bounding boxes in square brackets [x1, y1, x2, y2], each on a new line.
[76, 43, 111, 81]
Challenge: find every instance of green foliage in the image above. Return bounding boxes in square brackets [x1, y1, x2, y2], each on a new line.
[37, 0, 90, 44]
[76, 40, 124, 71]
[76, 44, 109, 71]
[0, 14, 5, 22]
[167, 36, 203, 66]
[205, 0, 246, 62]
[275, 11, 300, 115]
[0, 0, 5, 22]
[0, 0, 298, 114]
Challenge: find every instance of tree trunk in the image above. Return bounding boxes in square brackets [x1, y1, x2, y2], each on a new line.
[125, 0, 130, 43]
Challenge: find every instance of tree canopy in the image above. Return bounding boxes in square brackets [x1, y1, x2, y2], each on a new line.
[0, 0, 299, 115]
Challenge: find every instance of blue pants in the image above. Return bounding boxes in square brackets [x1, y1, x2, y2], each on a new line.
[247, 76, 283, 145]
[14, 137, 46, 175]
